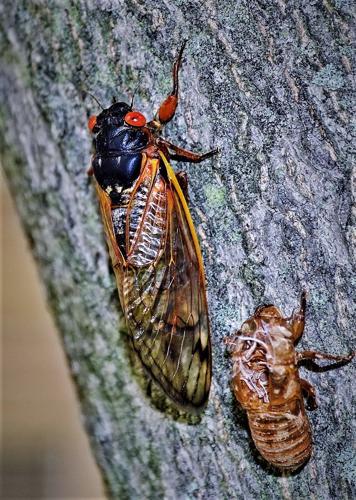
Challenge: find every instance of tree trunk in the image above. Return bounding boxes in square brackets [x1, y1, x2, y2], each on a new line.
[0, 1, 354, 499]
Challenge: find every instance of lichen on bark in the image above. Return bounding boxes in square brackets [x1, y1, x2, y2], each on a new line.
[0, 1, 355, 499]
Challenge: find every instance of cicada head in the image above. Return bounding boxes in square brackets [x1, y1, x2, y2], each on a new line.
[88, 101, 149, 153]
[88, 101, 128, 132]
[88, 101, 151, 196]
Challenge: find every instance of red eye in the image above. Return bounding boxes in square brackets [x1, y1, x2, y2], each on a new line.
[88, 115, 97, 132]
[124, 111, 146, 127]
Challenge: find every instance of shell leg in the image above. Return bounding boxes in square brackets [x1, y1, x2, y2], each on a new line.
[224, 334, 240, 354]
[300, 378, 317, 410]
[297, 350, 354, 364]
[289, 291, 306, 342]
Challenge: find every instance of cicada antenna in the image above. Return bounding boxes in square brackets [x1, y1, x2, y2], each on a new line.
[130, 77, 141, 110]
[83, 90, 105, 110]
[130, 91, 135, 110]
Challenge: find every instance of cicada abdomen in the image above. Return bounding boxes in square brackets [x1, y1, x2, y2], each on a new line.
[226, 292, 354, 471]
[87, 44, 217, 410]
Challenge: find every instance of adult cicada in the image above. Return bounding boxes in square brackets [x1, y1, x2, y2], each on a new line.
[87, 44, 216, 410]
[225, 292, 354, 471]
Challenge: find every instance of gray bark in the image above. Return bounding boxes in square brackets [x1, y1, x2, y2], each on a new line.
[0, 1, 355, 499]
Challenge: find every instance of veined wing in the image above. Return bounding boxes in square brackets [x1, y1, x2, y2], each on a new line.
[95, 153, 211, 409]
[122, 152, 211, 409]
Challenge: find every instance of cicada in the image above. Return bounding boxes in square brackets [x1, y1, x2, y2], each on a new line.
[87, 44, 217, 410]
[225, 292, 354, 471]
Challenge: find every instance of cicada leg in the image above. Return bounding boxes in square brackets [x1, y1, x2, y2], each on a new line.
[159, 139, 219, 163]
[300, 379, 317, 410]
[289, 291, 307, 342]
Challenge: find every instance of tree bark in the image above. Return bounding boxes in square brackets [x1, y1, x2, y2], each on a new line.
[0, 1, 354, 499]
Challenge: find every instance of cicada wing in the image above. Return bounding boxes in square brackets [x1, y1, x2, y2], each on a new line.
[94, 182, 125, 266]
[93, 181, 128, 310]
[124, 153, 211, 409]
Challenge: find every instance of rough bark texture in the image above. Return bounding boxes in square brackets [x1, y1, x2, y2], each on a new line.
[1, 1, 355, 499]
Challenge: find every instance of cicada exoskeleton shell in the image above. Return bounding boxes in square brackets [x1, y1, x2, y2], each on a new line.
[226, 292, 354, 471]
